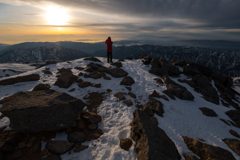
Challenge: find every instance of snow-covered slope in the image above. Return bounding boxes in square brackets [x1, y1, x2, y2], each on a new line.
[0, 57, 240, 160]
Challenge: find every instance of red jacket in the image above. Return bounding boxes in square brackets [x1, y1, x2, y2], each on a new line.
[105, 37, 113, 52]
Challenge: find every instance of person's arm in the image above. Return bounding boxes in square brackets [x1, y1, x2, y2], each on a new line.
[105, 40, 107, 44]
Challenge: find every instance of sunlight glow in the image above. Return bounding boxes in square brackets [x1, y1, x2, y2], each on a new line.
[44, 6, 69, 25]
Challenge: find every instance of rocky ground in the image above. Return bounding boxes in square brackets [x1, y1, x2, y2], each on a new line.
[0, 56, 240, 160]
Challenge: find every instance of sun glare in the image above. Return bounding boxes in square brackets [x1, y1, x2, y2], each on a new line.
[44, 6, 69, 25]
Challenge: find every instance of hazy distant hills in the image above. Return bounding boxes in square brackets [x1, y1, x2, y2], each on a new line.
[0, 43, 10, 52]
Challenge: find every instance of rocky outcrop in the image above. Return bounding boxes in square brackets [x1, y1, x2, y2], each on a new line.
[131, 109, 181, 160]
[183, 136, 236, 160]
[159, 59, 181, 76]
[225, 110, 240, 128]
[223, 139, 240, 156]
[120, 76, 135, 86]
[172, 60, 187, 67]
[54, 68, 78, 88]
[32, 83, 51, 91]
[84, 57, 102, 62]
[0, 74, 40, 85]
[42, 68, 52, 75]
[0, 90, 85, 132]
[188, 62, 213, 77]
[83, 92, 105, 112]
[145, 98, 164, 117]
[199, 107, 218, 117]
[99, 67, 128, 78]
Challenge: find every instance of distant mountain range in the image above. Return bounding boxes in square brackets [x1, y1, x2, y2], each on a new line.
[0, 41, 239, 76]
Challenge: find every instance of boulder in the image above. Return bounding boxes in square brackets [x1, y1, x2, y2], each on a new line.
[173, 60, 187, 67]
[68, 132, 86, 143]
[74, 66, 84, 71]
[73, 145, 88, 152]
[88, 124, 98, 131]
[163, 90, 176, 100]
[125, 57, 133, 60]
[128, 92, 136, 98]
[42, 68, 52, 75]
[0, 74, 40, 85]
[183, 136, 236, 160]
[46, 140, 74, 155]
[91, 83, 101, 88]
[83, 57, 102, 62]
[123, 99, 133, 106]
[54, 70, 78, 88]
[81, 111, 102, 124]
[111, 62, 122, 67]
[86, 71, 106, 79]
[183, 66, 201, 76]
[114, 92, 126, 101]
[149, 116, 159, 125]
[98, 68, 128, 78]
[150, 58, 161, 69]
[226, 110, 240, 128]
[223, 139, 240, 156]
[0, 90, 85, 132]
[188, 62, 213, 77]
[159, 59, 181, 76]
[120, 138, 133, 151]
[199, 107, 218, 117]
[146, 98, 164, 117]
[229, 130, 240, 138]
[131, 109, 181, 160]
[120, 76, 135, 86]
[212, 72, 226, 84]
[46, 61, 57, 65]
[143, 105, 154, 116]
[32, 84, 51, 91]
[154, 78, 164, 84]
[78, 81, 92, 88]
[125, 87, 131, 91]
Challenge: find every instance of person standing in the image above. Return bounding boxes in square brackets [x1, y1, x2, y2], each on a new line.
[105, 37, 113, 63]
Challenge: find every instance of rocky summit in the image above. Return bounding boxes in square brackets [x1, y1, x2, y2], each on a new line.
[0, 56, 240, 160]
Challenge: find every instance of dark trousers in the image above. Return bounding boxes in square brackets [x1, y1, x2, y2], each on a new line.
[107, 52, 112, 63]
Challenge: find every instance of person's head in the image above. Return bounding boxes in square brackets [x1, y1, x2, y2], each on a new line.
[108, 37, 111, 41]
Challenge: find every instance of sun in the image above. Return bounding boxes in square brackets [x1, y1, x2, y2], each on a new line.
[44, 6, 69, 25]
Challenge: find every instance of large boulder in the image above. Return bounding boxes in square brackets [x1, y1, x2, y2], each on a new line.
[199, 107, 218, 117]
[0, 90, 85, 132]
[131, 109, 181, 160]
[146, 98, 164, 117]
[54, 68, 78, 88]
[46, 140, 74, 155]
[0, 74, 40, 85]
[32, 83, 51, 91]
[183, 136, 236, 160]
[120, 76, 135, 86]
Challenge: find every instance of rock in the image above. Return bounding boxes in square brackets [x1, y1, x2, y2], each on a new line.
[81, 111, 102, 124]
[229, 130, 240, 138]
[74, 67, 84, 71]
[118, 59, 125, 61]
[131, 109, 181, 160]
[183, 136, 236, 160]
[32, 83, 51, 91]
[123, 99, 133, 106]
[46, 61, 57, 65]
[99, 67, 128, 78]
[0, 90, 85, 132]
[150, 57, 161, 69]
[212, 72, 226, 84]
[73, 145, 88, 152]
[142, 105, 154, 116]
[184, 154, 200, 160]
[65, 127, 74, 134]
[188, 62, 213, 77]
[223, 139, 240, 156]
[4, 149, 27, 160]
[220, 119, 231, 126]
[78, 81, 92, 88]
[146, 98, 164, 117]
[68, 132, 86, 143]
[87, 71, 106, 79]
[226, 110, 240, 128]
[135, 104, 143, 109]
[0, 74, 40, 85]
[149, 69, 168, 76]
[125, 57, 133, 60]
[183, 66, 201, 76]
[88, 124, 98, 131]
[111, 62, 122, 67]
[42, 69, 52, 75]
[46, 140, 74, 155]
[83, 57, 102, 62]
[149, 116, 159, 125]
[103, 76, 111, 80]
[114, 92, 126, 101]
[163, 90, 176, 100]
[68, 88, 75, 92]
[75, 119, 86, 132]
[125, 87, 131, 91]
[78, 72, 84, 76]
[154, 78, 164, 84]
[199, 107, 218, 117]
[57, 68, 72, 74]
[173, 60, 187, 67]
[83, 92, 105, 112]
[54, 71, 78, 88]
[149, 90, 161, 98]
[120, 138, 133, 151]
[91, 83, 101, 88]
[128, 92, 136, 98]
[29, 142, 41, 153]
[159, 59, 181, 76]
[120, 76, 135, 86]
[107, 89, 112, 92]
[41, 148, 49, 156]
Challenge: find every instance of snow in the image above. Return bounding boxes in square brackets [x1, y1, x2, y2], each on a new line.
[0, 57, 240, 159]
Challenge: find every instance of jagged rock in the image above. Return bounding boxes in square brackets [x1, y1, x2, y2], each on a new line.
[125, 87, 131, 91]
[150, 57, 161, 69]
[229, 130, 240, 138]
[146, 98, 164, 117]
[74, 66, 84, 71]
[111, 62, 122, 67]
[154, 78, 164, 84]
[87, 71, 106, 79]
[57, 68, 72, 74]
[199, 107, 218, 117]
[212, 72, 226, 84]
[149, 90, 161, 99]
[120, 138, 133, 151]
[42, 68, 52, 75]
[81, 111, 102, 124]
[189, 62, 213, 77]
[68, 132, 86, 143]
[32, 83, 51, 91]
[78, 72, 84, 76]
[163, 90, 176, 100]
[46, 140, 74, 155]
[223, 139, 240, 156]
[103, 76, 111, 80]
[159, 59, 181, 76]
[78, 81, 92, 88]
[114, 92, 126, 101]
[149, 69, 168, 76]
[73, 145, 88, 152]
[84, 57, 102, 62]
[128, 92, 136, 98]
[173, 60, 187, 67]
[131, 109, 181, 160]
[120, 76, 135, 86]
[88, 124, 98, 131]
[0, 74, 40, 85]
[123, 99, 133, 106]
[99, 67, 128, 78]
[46, 61, 57, 65]
[143, 105, 154, 116]
[68, 88, 75, 92]
[83, 92, 105, 112]
[135, 104, 143, 109]
[184, 154, 200, 160]
[91, 83, 101, 88]
[183, 136, 236, 160]
[183, 66, 201, 76]
[54, 70, 78, 88]
[0, 90, 85, 132]
[226, 110, 240, 128]
[141, 55, 152, 65]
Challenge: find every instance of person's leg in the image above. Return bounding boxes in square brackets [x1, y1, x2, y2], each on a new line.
[107, 52, 110, 63]
[110, 52, 112, 63]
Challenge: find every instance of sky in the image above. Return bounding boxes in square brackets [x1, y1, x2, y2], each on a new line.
[0, 0, 240, 44]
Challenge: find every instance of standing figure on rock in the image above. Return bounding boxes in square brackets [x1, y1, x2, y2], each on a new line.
[105, 37, 113, 63]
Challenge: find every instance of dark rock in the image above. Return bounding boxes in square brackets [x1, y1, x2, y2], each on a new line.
[87, 71, 106, 79]
[125, 57, 133, 60]
[78, 81, 92, 88]
[131, 109, 181, 160]
[107, 89, 112, 92]
[83, 92, 105, 112]
[68, 132, 85, 143]
[42, 69, 52, 75]
[57, 68, 72, 74]
[46, 61, 57, 65]
[123, 99, 133, 106]
[73, 145, 88, 152]
[125, 87, 131, 91]
[68, 88, 75, 92]
[86, 133, 101, 140]
[150, 58, 161, 69]
[223, 139, 240, 156]
[29, 142, 41, 153]
[78, 72, 84, 76]
[99, 68, 128, 78]
[159, 59, 181, 76]
[103, 76, 111, 80]
[142, 105, 154, 116]
[149, 69, 168, 76]
[220, 119, 231, 126]
[199, 107, 218, 117]
[32, 83, 51, 91]
[189, 62, 213, 77]
[183, 136, 236, 160]
[149, 90, 161, 99]
[149, 116, 159, 125]
[84, 57, 102, 62]
[120, 76, 135, 86]
[54, 71, 78, 88]
[163, 90, 176, 100]
[91, 83, 101, 88]
[75, 119, 86, 132]
[183, 66, 201, 76]
[184, 154, 200, 160]
[0, 90, 85, 132]
[74, 67, 84, 71]
[212, 72, 226, 84]
[146, 98, 164, 117]
[88, 124, 98, 131]
[226, 110, 240, 128]
[111, 62, 122, 67]
[229, 130, 240, 139]
[128, 92, 136, 98]
[118, 59, 125, 61]
[154, 78, 164, 84]
[120, 138, 132, 151]
[46, 140, 74, 155]
[0, 74, 40, 85]
[135, 104, 143, 109]
[81, 111, 102, 124]
[114, 92, 126, 101]
[173, 60, 187, 67]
